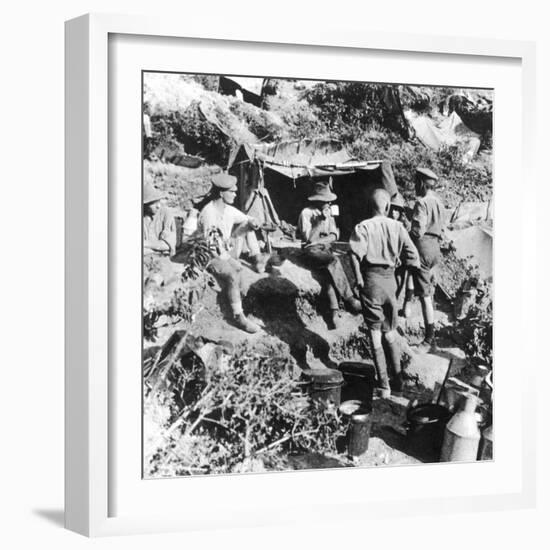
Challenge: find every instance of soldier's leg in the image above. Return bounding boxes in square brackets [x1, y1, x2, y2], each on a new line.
[244, 229, 260, 256]
[369, 328, 391, 398]
[401, 271, 415, 319]
[207, 258, 260, 333]
[360, 274, 391, 398]
[232, 226, 260, 257]
[306, 245, 360, 312]
[326, 280, 340, 330]
[420, 294, 435, 324]
[326, 257, 361, 312]
[384, 329, 403, 396]
[381, 272, 403, 395]
[413, 237, 440, 349]
[302, 245, 340, 328]
[232, 224, 269, 274]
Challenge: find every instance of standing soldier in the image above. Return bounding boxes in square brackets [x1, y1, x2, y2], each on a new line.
[389, 192, 414, 304]
[349, 189, 420, 398]
[407, 167, 446, 351]
[389, 192, 410, 230]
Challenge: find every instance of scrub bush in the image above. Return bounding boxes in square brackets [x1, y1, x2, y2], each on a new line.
[144, 342, 346, 476]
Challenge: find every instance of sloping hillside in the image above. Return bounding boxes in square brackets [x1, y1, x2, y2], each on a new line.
[143, 73, 493, 476]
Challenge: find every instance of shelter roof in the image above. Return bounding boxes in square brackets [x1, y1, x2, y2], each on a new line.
[233, 139, 383, 178]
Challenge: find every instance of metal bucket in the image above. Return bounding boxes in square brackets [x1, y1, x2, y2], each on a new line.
[406, 403, 451, 459]
[339, 400, 372, 457]
[337, 361, 376, 410]
[304, 369, 344, 407]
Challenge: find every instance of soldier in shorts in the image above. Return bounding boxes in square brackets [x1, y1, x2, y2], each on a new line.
[349, 189, 420, 398]
[407, 167, 446, 351]
[197, 173, 269, 333]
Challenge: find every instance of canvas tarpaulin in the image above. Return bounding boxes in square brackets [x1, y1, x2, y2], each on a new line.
[448, 223, 493, 279]
[404, 110, 481, 162]
[449, 200, 493, 228]
[234, 139, 396, 191]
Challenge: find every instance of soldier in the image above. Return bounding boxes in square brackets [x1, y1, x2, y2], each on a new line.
[390, 192, 415, 310]
[407, 167, 446, 351]
[389, 192, 410, 230]
[298, 181, 361, 329]
[349, 189, 420, 398]
[143, 184, 176, 256]
[197, 172, 268, 333]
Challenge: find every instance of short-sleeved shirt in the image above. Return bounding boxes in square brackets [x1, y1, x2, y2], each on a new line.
[198, 200, 249, 255]
[298, 207, 339, 244]
[349, 215, 419, 269]
[410, 191, 445, 239]
[143, 207, 176, 255]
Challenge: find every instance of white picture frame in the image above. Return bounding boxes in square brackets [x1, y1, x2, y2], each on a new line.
[65, 12, 537, 537]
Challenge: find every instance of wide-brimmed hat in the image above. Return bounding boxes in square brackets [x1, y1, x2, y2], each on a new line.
[416, 167, 438, 181]
[211, 172, 237, 191]
[308, 181, 337, 202]
[143, 184, 165, 204]
[390, 192, 406, 210]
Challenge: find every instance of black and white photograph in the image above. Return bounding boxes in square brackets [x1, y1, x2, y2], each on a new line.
[142, 72, 494, 478]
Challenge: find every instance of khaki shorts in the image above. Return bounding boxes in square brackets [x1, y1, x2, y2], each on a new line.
[413, 236, 440, 297]
[359, 267, 398, 332]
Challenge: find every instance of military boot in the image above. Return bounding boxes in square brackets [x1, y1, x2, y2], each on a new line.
[372, 346, 391, 398]
[387, 340, 404, 397]
[233, 313, 261, 334]
[251, 253, 270, 274]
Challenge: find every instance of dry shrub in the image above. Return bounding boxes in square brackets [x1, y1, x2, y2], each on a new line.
[144, 160, 218, 209]
[265, 94, 325, 140]
[144, 73, 204, 114]
[228, 98, 285, 142]
[350, 129, 492, 205]
[144, 342, 346, 477]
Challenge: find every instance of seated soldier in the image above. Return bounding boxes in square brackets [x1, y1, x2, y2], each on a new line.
[349, 189, 420, 398]
[298, 181, 361, 330]
[197, 172, 268, 334]
[143, 184, 176, 256]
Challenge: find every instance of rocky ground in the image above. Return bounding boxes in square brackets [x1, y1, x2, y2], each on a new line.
[144, 242, 476, 470]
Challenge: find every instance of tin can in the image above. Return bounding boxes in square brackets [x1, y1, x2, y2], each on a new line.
[339, 400, 372, 457]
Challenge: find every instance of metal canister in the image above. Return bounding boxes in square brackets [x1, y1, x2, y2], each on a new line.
[405, 403, 451, 458]
[440, 393, 481, 462]
[304, 368, 344, 407]
[339, 400, 372, 457]
[337, 361, 376, 410]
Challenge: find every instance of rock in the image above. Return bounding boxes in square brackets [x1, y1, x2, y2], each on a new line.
[397, 299, 451, 343]
[355, 437, 421, 467]
[404, 351, 451, 392]
[436, 347, 467, 374]
[274, 259, 322, 295]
